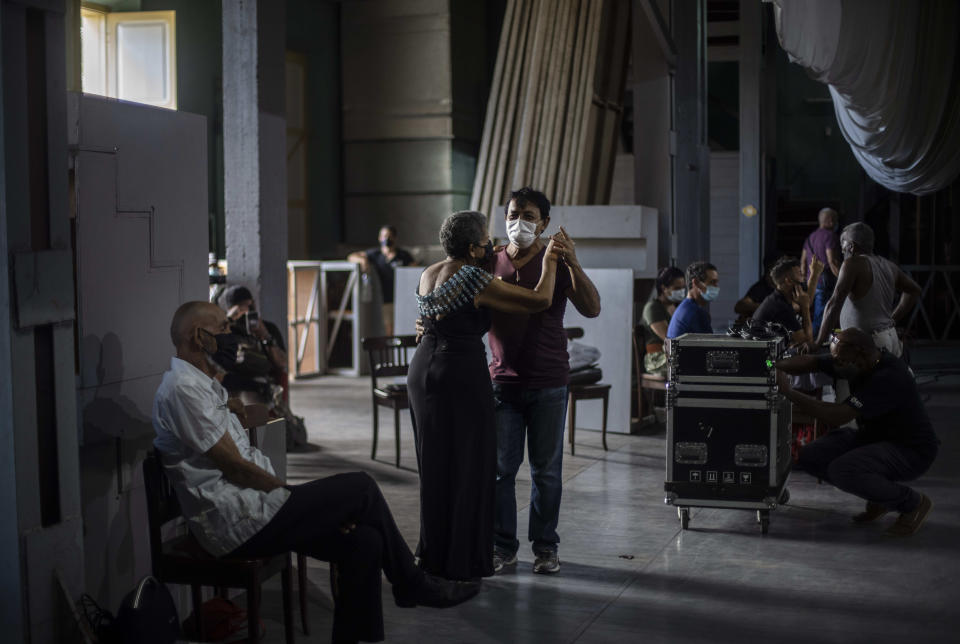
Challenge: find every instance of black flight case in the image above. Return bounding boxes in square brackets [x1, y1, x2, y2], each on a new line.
[664, 333, 792, 534]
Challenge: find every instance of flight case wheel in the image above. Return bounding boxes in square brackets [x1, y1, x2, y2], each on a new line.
[678, 507, 690, 530]
[758, 510, 770, 534]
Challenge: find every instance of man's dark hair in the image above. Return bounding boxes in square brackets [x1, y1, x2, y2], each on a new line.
[380, 225, 398, 236]
[655, 266, 685, 296]
[686, 261, 717, 286]
[770, 256, 800, 284]
[223, 285, 254, 308]
[505, 187, 551, 220]
[762, 250, 782, 272]
[440, 211, 487, 259]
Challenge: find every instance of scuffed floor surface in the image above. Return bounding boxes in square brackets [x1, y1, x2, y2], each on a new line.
[246, 373, 960, 643]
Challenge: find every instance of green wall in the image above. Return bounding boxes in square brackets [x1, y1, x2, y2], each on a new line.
[287, 0, 342, 258]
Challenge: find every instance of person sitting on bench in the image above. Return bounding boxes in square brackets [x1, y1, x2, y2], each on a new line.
[153, 301, 477, 644]
[775, 328, 939, 536]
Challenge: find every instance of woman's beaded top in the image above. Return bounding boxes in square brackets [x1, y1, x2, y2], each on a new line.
[417, 264, 493, 317]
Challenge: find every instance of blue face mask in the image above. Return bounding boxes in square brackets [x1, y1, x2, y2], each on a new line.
[701, 285, 720, 302]
[666, 288, 686, 302]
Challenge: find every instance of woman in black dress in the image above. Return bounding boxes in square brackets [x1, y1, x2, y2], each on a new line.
[408, 211, 564, 581]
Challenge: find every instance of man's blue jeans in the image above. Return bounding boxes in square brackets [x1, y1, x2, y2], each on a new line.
[812, 281, 832, 337]
[492, 383, 568, 556]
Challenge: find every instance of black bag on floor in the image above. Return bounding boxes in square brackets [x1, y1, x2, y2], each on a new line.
[115, 576, 180, 644]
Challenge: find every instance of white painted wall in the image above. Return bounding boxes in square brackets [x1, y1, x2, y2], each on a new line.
[491, 205, 659, 278]
[395, 266, 634, 434]
[72, 94, 208, 610]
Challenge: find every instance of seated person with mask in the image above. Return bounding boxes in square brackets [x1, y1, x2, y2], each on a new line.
[667, 261, 719, 338]
[775, 328, 938, 536]
[640, 266, 685, 375]
[153, 302, 478, 643]
[752, 256, 815, 350]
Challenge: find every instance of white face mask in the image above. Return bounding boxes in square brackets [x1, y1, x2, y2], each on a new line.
[666, 288, 686, 302]
[506, 218, 539, 249]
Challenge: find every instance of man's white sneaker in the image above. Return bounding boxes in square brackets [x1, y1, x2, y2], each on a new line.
[493, 550, 518, 573]
[532, 550, 560, 574]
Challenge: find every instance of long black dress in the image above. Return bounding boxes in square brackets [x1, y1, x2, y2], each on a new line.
[408, 264, 496, 580]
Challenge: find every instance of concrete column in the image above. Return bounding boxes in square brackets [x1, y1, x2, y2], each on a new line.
[672, 0, 710, 269]
[223, 0, 288, 339]
[738, 0, 762, 295]
[0, 16, 25, 639]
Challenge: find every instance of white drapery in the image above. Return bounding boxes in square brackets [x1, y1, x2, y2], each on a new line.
[773, 0, 960, 195]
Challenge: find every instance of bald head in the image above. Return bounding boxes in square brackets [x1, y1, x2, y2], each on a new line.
[170, 301, 221, 348]
[834, 328, 876, 353]
[830, 327, 881, 377]
[818, 208, 837, 230]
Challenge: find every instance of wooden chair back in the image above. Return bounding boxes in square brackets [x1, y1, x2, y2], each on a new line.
[143, 451, 183, 576]
[361, 335, 418, 389]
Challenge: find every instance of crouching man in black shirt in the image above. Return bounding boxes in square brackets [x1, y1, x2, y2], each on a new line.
[776, 328, 939, 536]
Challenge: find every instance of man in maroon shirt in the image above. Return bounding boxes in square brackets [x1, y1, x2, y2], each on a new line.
[490, 187, 601, 575]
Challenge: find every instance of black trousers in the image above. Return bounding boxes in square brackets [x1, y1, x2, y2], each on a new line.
[797, 429, 937, 513]
[230, 472, 420, 642]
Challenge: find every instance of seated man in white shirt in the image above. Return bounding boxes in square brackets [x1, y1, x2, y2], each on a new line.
[153, 302, 477, 644]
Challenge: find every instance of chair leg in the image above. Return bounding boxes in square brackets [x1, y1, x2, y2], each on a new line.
[282, 556, 295, 644]
[568, 396, 576, 456]
[297, 553, 310, 635]
[601, 392, 609, 451]
[247, 581, 262, 643]
[191, 584, 205, 641]
[637, 381, 644, 420]
[371, 400, 379, 460]
[394, 406, 401, 468]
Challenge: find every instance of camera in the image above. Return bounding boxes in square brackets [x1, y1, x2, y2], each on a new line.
[243, 311, 260, 335]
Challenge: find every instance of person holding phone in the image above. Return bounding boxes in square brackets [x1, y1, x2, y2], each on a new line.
[223, 285, 287, 372]
[221, 285, 310, 450]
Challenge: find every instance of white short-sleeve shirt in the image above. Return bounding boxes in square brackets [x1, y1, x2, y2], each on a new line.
[152, 357, 290, 556]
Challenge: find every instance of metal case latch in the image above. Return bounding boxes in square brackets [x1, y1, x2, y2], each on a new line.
[675, 442, 708, 464]
[705, 350, 740, 374]
[734, 444, 768, 467]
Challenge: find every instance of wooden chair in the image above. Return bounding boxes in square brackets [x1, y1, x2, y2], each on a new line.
[142, 452, 296, 643]
[567, 383, 612, 454]
[632, 324, 666, 421]
[564, 327, 611, 454]
[361, 335, 418, 467]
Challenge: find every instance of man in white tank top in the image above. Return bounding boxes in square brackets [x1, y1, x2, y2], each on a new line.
[815, 222, 921, 357]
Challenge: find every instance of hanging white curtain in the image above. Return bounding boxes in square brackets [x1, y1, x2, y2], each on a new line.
[773, 0, 960, 195]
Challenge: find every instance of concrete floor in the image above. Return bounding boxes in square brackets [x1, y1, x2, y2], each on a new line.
[248, 371, 960, 644]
